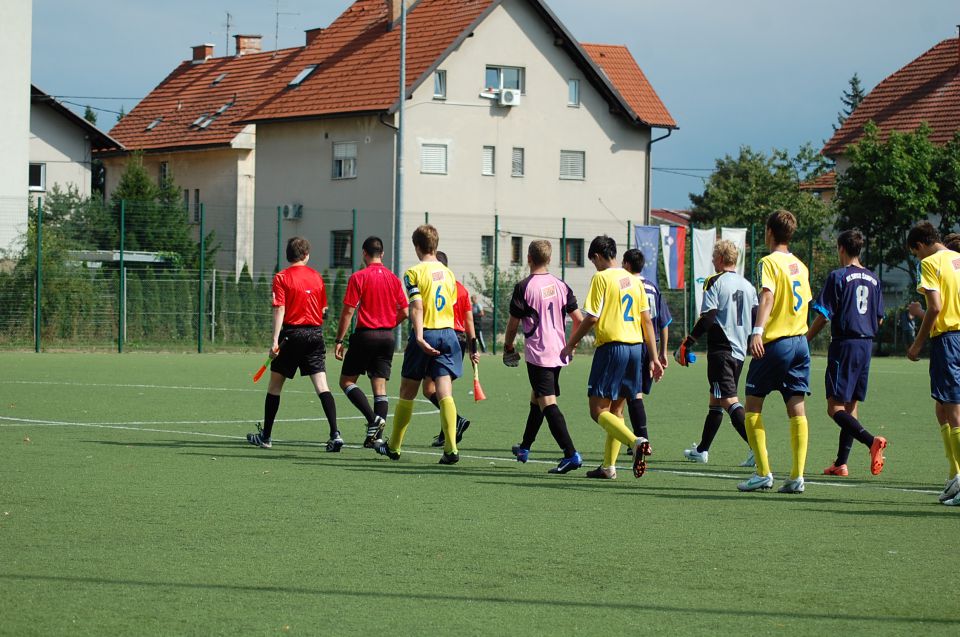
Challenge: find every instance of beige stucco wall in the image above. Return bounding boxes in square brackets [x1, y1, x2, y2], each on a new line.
[400, 0, 650, 299]
[0, 0, 32, 254]
[29, 102, 93, 198]
[103, 146, 247, 274]
[253, 116, 395, 275]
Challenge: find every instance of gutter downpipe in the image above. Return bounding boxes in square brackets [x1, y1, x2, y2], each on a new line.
[645, 128, 673, 225]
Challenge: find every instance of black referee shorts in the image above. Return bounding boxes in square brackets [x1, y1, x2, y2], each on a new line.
[456, 331, 468, 362]
[527, 362, 562, 398]
[707, 350, 743, 400]
[271, 325, 326, 379]
[341, 328, 397, 379]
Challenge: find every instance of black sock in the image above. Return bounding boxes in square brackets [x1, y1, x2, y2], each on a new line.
[543, 404, 576, 457]
[344, 384, 376, 423]
[836, 431, 855, 466]
[373, 395, 388, 421]
[318, 391, 338, 438]
[262, 393, 281, 439]
[833, 410, 874, 448]
[521, 402, 544, 449]
[698, 406, 725, 453]
[727, 402, 748, 443]
[628, 398, 648, 440]
[427, 392, 440, 409]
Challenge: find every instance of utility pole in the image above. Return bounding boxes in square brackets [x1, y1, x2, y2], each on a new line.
[224, 12, 233, 55]
[392, 2, 407, 277]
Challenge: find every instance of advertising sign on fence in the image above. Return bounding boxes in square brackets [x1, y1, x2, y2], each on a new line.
[692, 227, 716, 310]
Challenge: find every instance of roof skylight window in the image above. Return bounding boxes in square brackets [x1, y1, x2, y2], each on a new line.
[215, 101, 233, 115]
[145, 117, 162, 131]
[199, 117, 216, 129]
[288, 65, 317, 87]
[190, 114, 209, 127]
[211, 72, 228, 86]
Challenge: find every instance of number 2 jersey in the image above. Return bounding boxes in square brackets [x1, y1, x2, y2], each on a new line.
[403, 260, 457, 330]
[758, 251, 811, 343]
[583, 267, 649, 347]
[509, 273, 578, 367]
[813, 265, 884, 339]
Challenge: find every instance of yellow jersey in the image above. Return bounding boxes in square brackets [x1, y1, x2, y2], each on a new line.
[917, 249, 960, 338]
[758, 251, 811, 343]
[583, 267, 649, 347]
[403, 260, 457, 330]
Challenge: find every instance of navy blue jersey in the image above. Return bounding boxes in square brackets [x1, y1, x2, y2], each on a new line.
[813, 266, 884, 339]
[639, 275, 673, 341]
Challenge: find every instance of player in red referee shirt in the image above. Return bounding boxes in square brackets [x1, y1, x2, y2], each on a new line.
[334, 236, 409, 447]
[429, 251, 480, 448]
[247, 237, 341, 451]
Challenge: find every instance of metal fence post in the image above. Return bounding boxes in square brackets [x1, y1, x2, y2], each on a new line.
[424, 211, 429, 225]
[118, 200, 125, 353]
[351, 208, 358, 272]
[492, 214, 499, 355]
[198, 203, 205, 354]
[626, 220, 632, 251]
[749, 223, 756, 283]
[35, 197, 42, 353]
[211, 268, 217, 342]
[276, 206, 282, 274]
[561, 217, 567, 282]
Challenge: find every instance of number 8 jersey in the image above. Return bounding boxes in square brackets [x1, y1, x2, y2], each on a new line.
[758, 251, 811, 343]
[403, 260, 457, 330]
[812, 265, 883, 339]
[583, 267, 649, 347]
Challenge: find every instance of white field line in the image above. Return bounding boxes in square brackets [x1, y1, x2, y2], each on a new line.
[5, 380, 434, 403]
[0, 415, 940, 497]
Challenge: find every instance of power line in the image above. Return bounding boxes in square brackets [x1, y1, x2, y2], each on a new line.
[50, 95, 145, 101]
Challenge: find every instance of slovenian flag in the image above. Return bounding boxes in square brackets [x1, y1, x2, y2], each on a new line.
[659, 225, 687, 289]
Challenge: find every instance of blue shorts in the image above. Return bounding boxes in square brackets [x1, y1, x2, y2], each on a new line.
[825, 339, 873, 403]
[588, 342, 644, 400]
[400, 328, 463, 381]
[745, 335, 810, 399]
[930, 332, 960, 404]
[640, 344, 653, 395]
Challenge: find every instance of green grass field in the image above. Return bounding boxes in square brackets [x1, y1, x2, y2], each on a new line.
[1, 351, 957, 636]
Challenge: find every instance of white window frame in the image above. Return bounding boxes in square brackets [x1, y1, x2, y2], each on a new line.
[420, 143, 448, 175]
[332, 142, 358, 180]
[28, 163, 46, 192]
[568, 79, 580, 107]
[560, 150, 586, 181]
[482, 146, 495, 176]
[511, 147, 525, 178]
[434, 70, 447, 99]
[485, 65, 525, 94]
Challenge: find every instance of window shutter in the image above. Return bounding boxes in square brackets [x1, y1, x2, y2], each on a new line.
[421, 144, 448, 174]
[560, 150, 585, 180]
[482, 146, 495, 175]
[512, 148, 524, 177]
[334, 142, 357, 160]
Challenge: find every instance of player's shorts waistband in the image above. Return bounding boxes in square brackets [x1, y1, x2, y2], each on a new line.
[831, 335, 876, 342]
[282, 323, 322, 330]
[931, 330, 960, 340]
[763, 334, 806, 346]
[354, 327, 394, 333]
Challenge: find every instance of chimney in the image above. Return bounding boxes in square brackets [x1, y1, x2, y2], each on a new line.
[386, 0, 413, 27]
[192, 44, 214, 63]
[305, 27, 324, 47]
[234, 34, 262, 56]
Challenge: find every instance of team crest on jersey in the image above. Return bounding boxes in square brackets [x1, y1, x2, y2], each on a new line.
[619, 277, 632, 290]
[541, 284, 557, 299]
[952, 258, 960, 271]
[432, 270, 445, 282]
[789, 263, 800, 276]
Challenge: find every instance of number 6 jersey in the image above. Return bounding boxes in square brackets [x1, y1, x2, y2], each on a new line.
[758, 251, 811, 343]
[403, 260, 457, 330]
[813, 265, 884, 339]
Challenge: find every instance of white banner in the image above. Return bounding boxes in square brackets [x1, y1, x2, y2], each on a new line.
[692, 228, 717, 312]
[721, 227, 747, 277]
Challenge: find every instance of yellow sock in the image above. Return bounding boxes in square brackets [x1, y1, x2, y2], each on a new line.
[602, 434, 622, 468]
[940, 424, 960, 478]
[745, 412, 771, 476]
[949, 426, 960, 476]
[597, 411, 637, 448]
[439, 396, 458, 454]
[789, 416, 809, 480]
[389, 399, 414, 452]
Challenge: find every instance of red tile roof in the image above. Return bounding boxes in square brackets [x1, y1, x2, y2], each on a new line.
[799, 170, 836, 192]
[106, 46, 301, 152]
[650, 208, 690, 227]
[823, 37, 960, 158]
[581, 43, 676, 129]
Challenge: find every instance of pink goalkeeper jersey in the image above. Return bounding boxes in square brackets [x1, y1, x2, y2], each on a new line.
[509, 273, 578, 368]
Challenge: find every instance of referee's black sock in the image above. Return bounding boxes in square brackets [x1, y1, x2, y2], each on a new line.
[373, 395, 389, 421]
[698, 406, 725, 453]
[835, 431, 855, 467]
[628, 398, 648, 440]
[318, 391, 338, 438]
[521, 402, 544, 449]
[727, 402, 749, 443]
[426, 392, 440, 409]
[344, 384, 376, 424]
[543, 404, 576, 458]
[262, 393, 281, 440]
[833, 410, 874, 448]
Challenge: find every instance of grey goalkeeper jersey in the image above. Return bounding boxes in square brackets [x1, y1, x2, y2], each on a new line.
[700, 270, 758, 361]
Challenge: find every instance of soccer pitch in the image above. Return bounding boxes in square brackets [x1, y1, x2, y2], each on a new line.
[1, 352, 957, 635]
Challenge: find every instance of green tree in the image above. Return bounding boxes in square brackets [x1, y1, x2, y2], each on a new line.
[83, 105, 97, 125]
[934, 132, 960, 232]
[833, 73, 866, 132]
[835, 121, 939, 281]
[116, 105, 125, 122]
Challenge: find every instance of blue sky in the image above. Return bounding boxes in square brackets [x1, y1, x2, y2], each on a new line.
[31, 0, 958, 209]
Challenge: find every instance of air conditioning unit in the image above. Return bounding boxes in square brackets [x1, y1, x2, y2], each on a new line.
[282, 203, 303, 220]
[499, 89, 522, 107]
